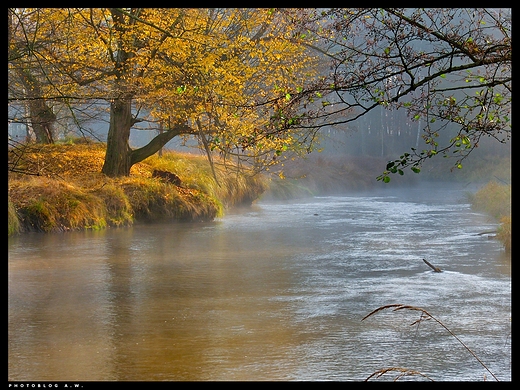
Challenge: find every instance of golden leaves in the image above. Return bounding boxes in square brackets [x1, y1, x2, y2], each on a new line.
[12, 8, 321, 171]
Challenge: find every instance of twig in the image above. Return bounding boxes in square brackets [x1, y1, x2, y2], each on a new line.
[362, 304, 500, 381]
[365, 367, 434, 381]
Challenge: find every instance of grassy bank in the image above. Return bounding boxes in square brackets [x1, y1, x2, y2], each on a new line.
[8, 142, 268, 235]
[8, 142, 511, 254]
[467, 181, 511, 253]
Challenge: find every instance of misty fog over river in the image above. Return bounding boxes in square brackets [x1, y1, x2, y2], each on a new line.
[8, 182, 511, 381]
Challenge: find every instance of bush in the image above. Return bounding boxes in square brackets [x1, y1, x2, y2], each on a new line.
[470, 181, 511, 220]
[469, 181, 511, 252]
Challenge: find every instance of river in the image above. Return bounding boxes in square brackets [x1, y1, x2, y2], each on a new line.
[8, 182, 511, 382]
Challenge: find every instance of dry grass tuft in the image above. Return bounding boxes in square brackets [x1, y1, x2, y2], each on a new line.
[467, 181, 511, 252]
[496, 216, 511, 253]
[469, 181, 511, 221]
[8, 196, 21, 235]
[9, 176, 107, 232]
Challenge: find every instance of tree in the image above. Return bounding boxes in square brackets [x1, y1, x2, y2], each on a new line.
[8, 8, 321, 177]
[278, 8, 511, 182]
[8, 8, 57, 144]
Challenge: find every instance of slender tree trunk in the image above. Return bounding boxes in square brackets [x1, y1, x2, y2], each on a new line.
[102, 97, 133, 177]
[158, 122, 163, 157]
[415, 118, 422, 149]
[16, 68, 56, 144]
[28, 99, 56, 144]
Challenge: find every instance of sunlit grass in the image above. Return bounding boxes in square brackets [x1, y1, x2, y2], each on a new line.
[467, 181, 511, 252]
[469, 181, 511, 220]
[9, 176, 107, 232]
[144, 152, 269, 208]
[496, 216, 511, 253]
[7, 196, 20, 235]
[8, 142, 267, 234]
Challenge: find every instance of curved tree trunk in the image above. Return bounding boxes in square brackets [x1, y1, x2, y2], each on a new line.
[130, 123, 192, 166]
[101, 99, 193, 177]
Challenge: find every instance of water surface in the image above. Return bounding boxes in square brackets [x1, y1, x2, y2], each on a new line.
[8, 182, 511, 381]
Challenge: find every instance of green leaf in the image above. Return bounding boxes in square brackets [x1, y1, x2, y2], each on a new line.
[411, 166, 421, 174]
[383, 176, 391, 183]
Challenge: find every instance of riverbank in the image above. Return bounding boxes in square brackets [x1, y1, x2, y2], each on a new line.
[8, 142, 268, 234]
[7, 143, 410, 235]
[8, 142, 511, 254]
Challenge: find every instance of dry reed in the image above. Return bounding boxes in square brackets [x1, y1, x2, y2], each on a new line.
[362, 304, 500, 382]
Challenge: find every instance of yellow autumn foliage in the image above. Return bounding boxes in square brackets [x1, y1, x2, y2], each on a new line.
[10, 8, 321, 175]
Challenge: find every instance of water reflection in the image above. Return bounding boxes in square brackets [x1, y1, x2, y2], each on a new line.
[8, 183, 511, 381]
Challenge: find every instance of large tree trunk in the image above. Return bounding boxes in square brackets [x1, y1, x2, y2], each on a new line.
[102, 97, 133, 177]
[102, 101, 192, 177]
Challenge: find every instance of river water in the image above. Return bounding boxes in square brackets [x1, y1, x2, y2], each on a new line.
[8, 182, 511, 382]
